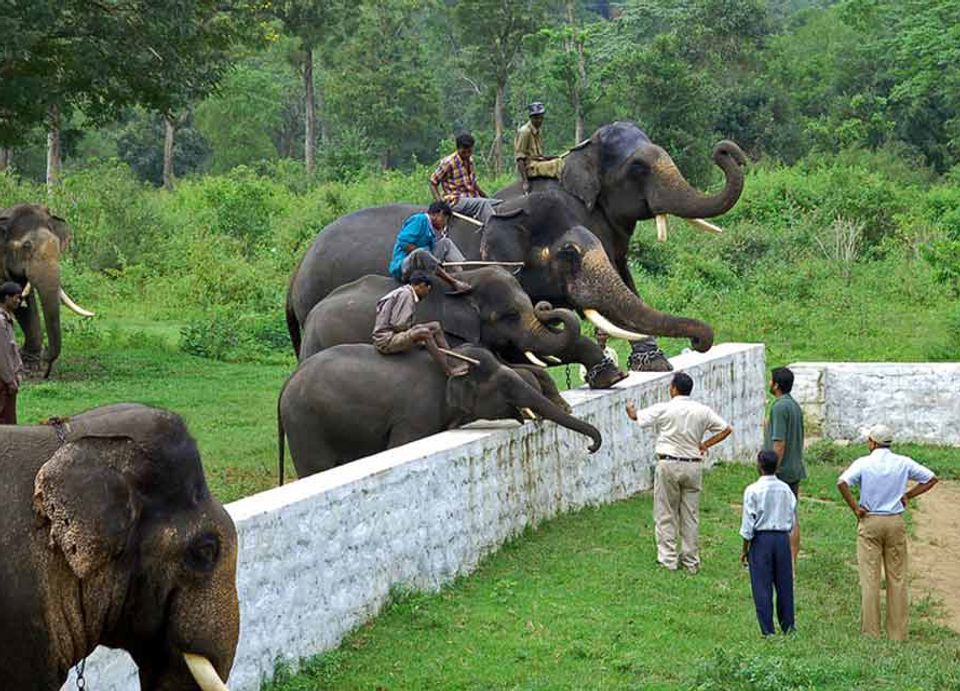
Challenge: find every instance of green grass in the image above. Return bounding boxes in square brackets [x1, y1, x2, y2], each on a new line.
[264, 454, 960, 690]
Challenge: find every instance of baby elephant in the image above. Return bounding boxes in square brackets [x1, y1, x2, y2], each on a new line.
[278, 343, 602, 481]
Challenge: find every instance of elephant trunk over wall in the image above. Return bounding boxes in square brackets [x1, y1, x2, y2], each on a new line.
[506, 376, 602, 452]
[569, 248, 713, 352]
[647, 140, 746, 219]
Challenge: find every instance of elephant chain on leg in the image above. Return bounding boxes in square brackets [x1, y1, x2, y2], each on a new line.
[585, 356, 622, 388]
[629, 340, 672, 372]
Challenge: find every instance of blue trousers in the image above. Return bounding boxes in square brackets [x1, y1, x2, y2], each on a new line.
[748, 531, 795, 635]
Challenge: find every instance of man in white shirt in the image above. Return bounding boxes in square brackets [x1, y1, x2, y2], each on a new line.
[626, 372, 733, 573]
[837, 424, 938, 641]
[740, 450, 797, 635]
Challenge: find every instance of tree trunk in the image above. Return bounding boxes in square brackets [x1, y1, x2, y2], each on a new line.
[565, 0, 586, 143]
[318, 86, 328, 147]
[46, 104, 61, 195]
[163, 112, 176, 191]
[303, 45, 316, 177]
[493, 79, 505, 175]
[0, 148, 11, 171]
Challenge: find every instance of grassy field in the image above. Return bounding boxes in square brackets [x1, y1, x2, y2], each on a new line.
[263, 448, 960, 690]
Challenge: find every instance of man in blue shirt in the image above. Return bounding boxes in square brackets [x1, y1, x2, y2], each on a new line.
[837, 424, 938, 641]
[740, 450, 797, 636]
[388, 200, 471, 294]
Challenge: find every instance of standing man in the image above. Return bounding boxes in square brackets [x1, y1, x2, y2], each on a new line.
[514, 102, 564, 194]
[430, 132, 500, 224]
[837, 424, 938, 641]
[766, 366, 805, 568]
[626, 372, 733, 573]
[388, 200, 472, 294]
[0, 282, 25, 424]
[740, 450, 797, 636]
[372, 272, 468, 378]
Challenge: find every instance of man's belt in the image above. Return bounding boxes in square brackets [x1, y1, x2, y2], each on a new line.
[657, 454, 701, 463]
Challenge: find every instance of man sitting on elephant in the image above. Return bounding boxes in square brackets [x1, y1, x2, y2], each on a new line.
[373, 272, 469, 377]
[389, 200, 473, 294]
[429, 132, 500, 223]
[515, 102, 564, 194]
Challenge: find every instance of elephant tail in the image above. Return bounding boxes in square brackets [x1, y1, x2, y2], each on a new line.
[277, 381, 288, 487]
[286, 290, 302, 357]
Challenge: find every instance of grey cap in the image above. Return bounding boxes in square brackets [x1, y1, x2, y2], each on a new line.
[867, 424, 894, 446]
[528, 102, 546, 116]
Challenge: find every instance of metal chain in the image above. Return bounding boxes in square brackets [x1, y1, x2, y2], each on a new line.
[585, 357, 615, 387]
[628, 344, 666, 370]
[42, 415, 69, 444]
[75, 657, 86, 689]
[565, 365, 572, 390]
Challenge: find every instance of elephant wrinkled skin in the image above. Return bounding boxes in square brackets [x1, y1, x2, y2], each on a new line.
[278, 344, 602, 481]
[0, 404, 239, 691]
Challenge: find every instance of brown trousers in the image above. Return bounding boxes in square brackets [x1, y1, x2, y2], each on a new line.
[653, 460, 702, 570]
[857, 513, 908, 640]
[0, 382, 17, 424]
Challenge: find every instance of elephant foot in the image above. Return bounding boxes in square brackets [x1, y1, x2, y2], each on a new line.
[21, 351, 45, 378]
[585, 358, 628, 389]
[629, 341, 673, 372]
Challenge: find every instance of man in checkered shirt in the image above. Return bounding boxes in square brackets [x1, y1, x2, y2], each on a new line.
[430, 132, 500, 223]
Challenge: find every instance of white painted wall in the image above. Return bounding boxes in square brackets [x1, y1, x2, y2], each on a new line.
[65, 343, 765, 691]
[790, 362, 960, 445]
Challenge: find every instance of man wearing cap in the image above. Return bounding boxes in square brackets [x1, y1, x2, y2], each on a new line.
[625, 372, 733, 573]
[0, 282, 25, 424]
[430, 132, 500, 224]
[515, 102, 564, 194]
[837, 425, 938, 641]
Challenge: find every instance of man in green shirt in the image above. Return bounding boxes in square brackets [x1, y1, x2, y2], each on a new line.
[765, 366, 806, 569]
[514, 102, 564, 193]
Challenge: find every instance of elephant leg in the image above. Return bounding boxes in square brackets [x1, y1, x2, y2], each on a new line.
[560, 334, 627, 389]
[614, 255, 673, 373]
[14, 295, 43, 373]
[509, 364, 571, 414]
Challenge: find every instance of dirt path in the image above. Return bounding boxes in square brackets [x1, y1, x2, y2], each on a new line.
[911, 481, 960, 633]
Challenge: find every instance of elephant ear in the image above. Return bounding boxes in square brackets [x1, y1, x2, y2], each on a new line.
[48, 214, 71, 250]
[34, 436, 140, 580]
[0, 213, 10, 241]
[446, 372, 478, 419]
[561, 139, 601, 211]
[480, 212, 530, 263]
[415, 291, 481, 344]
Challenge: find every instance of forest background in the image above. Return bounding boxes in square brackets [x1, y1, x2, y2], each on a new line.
[2, 0, 960, 499]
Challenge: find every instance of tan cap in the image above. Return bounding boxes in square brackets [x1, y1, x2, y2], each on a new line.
[867, 424, 894, 445]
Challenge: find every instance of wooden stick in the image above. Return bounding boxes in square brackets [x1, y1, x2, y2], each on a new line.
[438, 348, 481, 365]
[451, 211, 485, 227]
[442, 261, 526, 268]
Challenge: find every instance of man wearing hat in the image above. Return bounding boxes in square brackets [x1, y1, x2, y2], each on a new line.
[837, 424, 938, 640]
[0, 281, 25, 424]
[514, 102, 564, 194]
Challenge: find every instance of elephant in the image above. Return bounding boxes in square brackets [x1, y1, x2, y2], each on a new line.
[0, 404, 239, 691]
[0, 204, 96, 377]
[277, 343, 602, 481]
[285, 122, 744, 374]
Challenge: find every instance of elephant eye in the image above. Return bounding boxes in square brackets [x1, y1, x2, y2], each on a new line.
[186, 533, 220, 573]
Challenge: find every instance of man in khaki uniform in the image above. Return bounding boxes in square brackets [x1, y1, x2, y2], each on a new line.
[626, 372, 733, 572]
[514, 102, 564, 193]
[837, 424, 938, 640]
[0, 282, 25, 424]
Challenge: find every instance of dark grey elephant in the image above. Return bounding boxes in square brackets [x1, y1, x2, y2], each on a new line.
[278, 344, 602, 481]
[0, 204, 95, 377]
[285, 122, 744, 374]
[0, 404, 239, 690]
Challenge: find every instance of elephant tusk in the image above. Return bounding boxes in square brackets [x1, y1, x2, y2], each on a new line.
[21, 282, 32, 298]
[684, 218, 724, 234]
[655, 214, 668, 242]
[545, 355, 563, 364]
[58, 288, 96, 317]
[183, 653, 230, 691]
[524, 351, 549, 368]
[520, 407, 539, 421]
[584, 309, 650, 342]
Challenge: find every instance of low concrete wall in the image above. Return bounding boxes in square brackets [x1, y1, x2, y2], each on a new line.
[790, 362, 960, 445]
[66, 343, 765, 690]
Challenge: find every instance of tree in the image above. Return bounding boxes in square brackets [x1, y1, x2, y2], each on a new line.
[452, 0, 552, 173]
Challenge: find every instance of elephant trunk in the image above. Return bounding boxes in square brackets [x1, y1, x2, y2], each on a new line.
[508, 380, 602, 453]
[569, 249, 713, 352]
[29, 266, 62, 378]
[522, 303, 581, 357]
[648, 141, 746, 219]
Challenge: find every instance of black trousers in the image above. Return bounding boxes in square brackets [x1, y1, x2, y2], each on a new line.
[0, 383, 17, 424]
[748, 530, 795, 635]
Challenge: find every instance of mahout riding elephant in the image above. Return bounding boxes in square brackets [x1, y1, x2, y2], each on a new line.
[278, 343, 602, 481]
[0, 404, 239, 690]
[285, 122, 743, 375]
[299, 266, 622, 381]
[0, 204, 95, 377]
